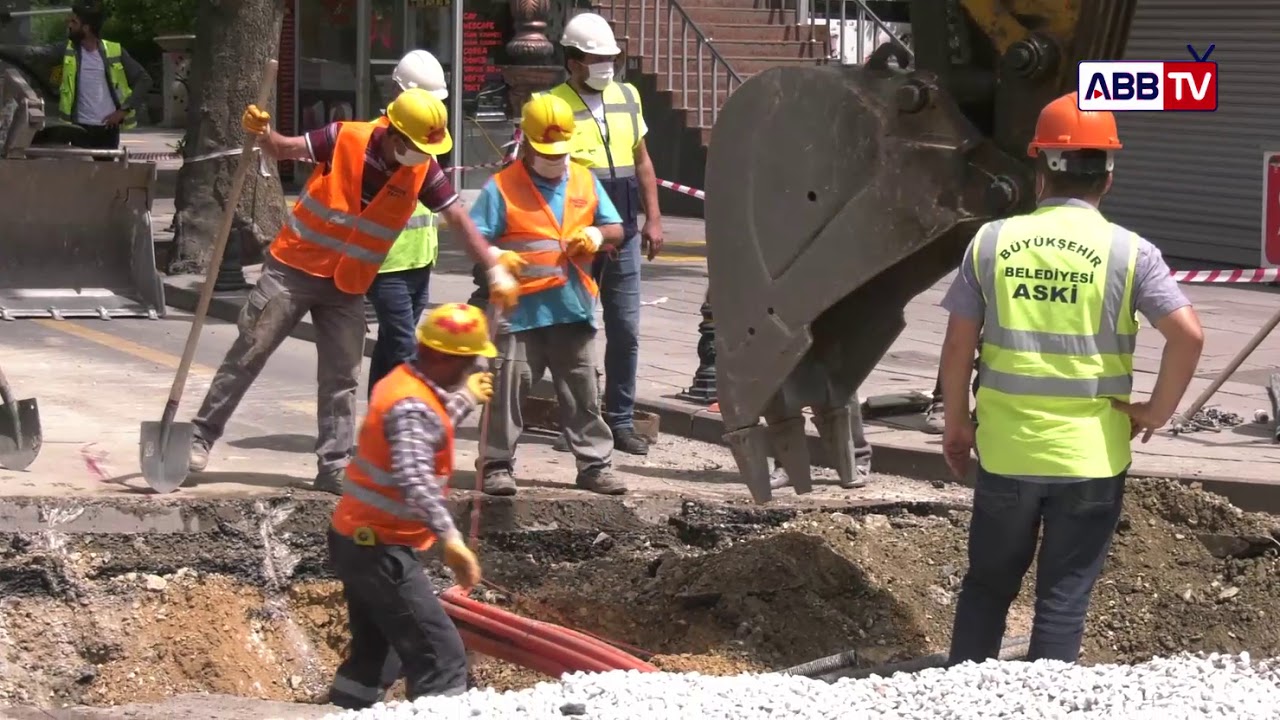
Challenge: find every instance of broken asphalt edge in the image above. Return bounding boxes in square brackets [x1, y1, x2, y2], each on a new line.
[162, 280, 1280, 515]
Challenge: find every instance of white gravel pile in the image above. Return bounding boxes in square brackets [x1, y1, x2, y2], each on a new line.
[321, 652, 1280, 720]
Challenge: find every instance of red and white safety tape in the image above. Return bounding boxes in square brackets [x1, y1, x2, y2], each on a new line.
[658, 179, 705, 200]
[1170, 268, 1280, 284]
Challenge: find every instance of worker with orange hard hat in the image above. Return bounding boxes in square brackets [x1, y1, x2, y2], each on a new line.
[326, 302, 495, 708]
[939, 92, 1204, 664]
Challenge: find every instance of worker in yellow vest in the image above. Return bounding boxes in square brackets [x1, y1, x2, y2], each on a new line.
[365, 50, 450, 394]
[535, 12, 663, 457]
[0, 3, 152, 151]
[939, 92, 1204, 664]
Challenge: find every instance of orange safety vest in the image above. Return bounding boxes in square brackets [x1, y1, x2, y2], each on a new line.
[270, 121, 428, 295]
[492, 161, 600, 297]
[332, 364, 454, 550]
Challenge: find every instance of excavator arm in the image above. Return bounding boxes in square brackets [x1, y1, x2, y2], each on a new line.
[704, 0, 1137, 502]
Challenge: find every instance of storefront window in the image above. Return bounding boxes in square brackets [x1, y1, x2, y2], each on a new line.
[454, 0, 513, 189]
[298, 0, 359, 133]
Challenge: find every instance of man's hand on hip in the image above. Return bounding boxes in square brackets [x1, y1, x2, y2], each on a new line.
[103, 109, 128, 128]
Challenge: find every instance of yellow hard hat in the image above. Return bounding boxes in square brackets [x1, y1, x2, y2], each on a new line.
[416, 303, 497, 358]
[521, 95, 576, 155]
[386, 88, 453, 155]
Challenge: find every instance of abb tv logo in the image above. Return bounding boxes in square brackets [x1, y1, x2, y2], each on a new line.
[1077, 44, 1217, 112]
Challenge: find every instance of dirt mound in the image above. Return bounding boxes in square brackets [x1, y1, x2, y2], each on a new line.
[3, 481, 1279, 708]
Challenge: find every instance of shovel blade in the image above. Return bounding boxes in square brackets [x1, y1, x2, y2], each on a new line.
[139, 420, 195, 494]
[0, 398, 41, 471]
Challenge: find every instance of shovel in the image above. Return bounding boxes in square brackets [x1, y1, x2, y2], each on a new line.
[0, 364, 41, 471]
[139, 59, 279, 493]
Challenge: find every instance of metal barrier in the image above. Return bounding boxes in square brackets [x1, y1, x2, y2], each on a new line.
[591, 0, 744, 129]
[0, 68, 164, 321]
[796, 0, 912, 66]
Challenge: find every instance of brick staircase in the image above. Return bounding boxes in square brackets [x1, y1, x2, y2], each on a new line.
[588, 0, 833, 215]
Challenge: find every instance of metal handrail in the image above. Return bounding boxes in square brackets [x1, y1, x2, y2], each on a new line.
[797, 0, 913, 66]
[596, 0, 744, 129]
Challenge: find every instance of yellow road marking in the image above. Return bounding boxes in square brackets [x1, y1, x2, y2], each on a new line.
[33, 320, 316, 414]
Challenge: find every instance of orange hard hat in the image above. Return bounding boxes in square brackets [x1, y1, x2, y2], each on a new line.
[1027, 92, 1122, 158]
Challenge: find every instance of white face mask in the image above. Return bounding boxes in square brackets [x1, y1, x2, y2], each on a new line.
[394, 146, 430, 167]
[529, 154, 568, 179]
[584, 62, 614, 91]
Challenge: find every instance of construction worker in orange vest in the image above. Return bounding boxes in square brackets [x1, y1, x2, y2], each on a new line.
[472, 94, 627, 496]
[185, 89, 519, 493]
[327, 302, 495, 708]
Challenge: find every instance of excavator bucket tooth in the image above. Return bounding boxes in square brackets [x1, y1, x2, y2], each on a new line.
[705, 64, 1030, 501]
[813, 405, 860, 489]
[723, 424, 774, 504]
[765, 416, 814, 496]
[0, 67, 164, 320]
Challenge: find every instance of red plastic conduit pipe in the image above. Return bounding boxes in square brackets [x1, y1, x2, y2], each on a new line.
[440, 586, 657, 677]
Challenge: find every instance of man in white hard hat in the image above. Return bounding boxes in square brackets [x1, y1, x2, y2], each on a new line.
[364, 50, 503, 395]
[535, 12, 664, 458]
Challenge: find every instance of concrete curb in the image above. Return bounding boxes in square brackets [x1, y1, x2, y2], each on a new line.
[162, 280, 1280, 514]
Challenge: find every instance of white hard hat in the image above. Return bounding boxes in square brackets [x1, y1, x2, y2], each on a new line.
[561, 13, 621, 57]
[392, 50, 448, 99]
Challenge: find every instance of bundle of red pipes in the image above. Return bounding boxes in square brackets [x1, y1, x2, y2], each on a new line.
[439, 586, 658, 678]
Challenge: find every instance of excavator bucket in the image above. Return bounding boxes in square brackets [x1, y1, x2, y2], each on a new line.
[704, 1, 1137, 502]
[0, 66, 164, 320]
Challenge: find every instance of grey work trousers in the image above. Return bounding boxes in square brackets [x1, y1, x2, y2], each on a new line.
[482, 321, 613, 474]
[192, 257, 366, 477]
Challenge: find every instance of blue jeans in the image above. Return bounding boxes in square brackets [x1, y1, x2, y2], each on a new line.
[366, 266, 432, 396]
[591, 233, 641, 432]
[948, 467, 1126, 664]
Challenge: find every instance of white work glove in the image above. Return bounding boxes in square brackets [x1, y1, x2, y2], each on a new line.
[566, 226, 604, 258]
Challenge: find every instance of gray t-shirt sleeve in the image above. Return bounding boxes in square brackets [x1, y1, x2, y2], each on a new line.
[941, 237, 986, 320]
[1128, 232, 1191, 324]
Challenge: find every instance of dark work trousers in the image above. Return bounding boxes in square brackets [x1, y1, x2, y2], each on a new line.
[74, 124, 121, 161]
[590, 234, 642, 432]
[366, 266, 432, 397]
[948, 468, 1127, 665]
[326, 529, 468, 709]
[468, 262, 489, 309]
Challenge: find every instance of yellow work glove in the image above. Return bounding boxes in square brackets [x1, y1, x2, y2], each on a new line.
[242, 104, 271, 136]
[487, 264, 519, 311]
[487, 246, 528, 277]
[566, 226, 604, 258]
[465, 371, 494, 404]
[442, 537, 482, 590]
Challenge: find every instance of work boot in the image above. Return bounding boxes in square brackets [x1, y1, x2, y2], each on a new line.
[576, 467, 627, 495]
[839, 464, 870, 490]
[768, 465, 791, 490]
[551, 433, 570, 453]
[923, 401, 945, 435]
[189, 437, 211, 472]
[482, 467, 518, 496]
[613, 428, 650, 455]
[313, 469, 343, 495]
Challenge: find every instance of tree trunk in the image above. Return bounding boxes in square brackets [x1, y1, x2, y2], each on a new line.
[168, 0, 287, 275]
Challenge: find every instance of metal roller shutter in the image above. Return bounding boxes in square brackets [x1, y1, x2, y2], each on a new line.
[1100, 0, 1280, 267]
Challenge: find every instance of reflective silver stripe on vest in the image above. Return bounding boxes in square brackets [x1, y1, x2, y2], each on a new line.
[975, 218, 1137, 357]
[341, 476, 418, 520]
[351, 456, 397, 487]
[976, 364, 1133, 398]
[298, 193, 402, 242]
[591, 165, 636, 178]
[516, 264, 566, 279]
[496, 238, 562, 253]
[403, 212, 436, 230]
[286, 214, 387, 265]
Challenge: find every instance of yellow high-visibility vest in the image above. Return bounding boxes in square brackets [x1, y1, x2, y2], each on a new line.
[972, 199, 1140, 479]
[59, 40, 135, 129]
[536, 82, 643, 179]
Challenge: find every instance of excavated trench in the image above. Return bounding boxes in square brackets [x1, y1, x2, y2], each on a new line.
[3, 480, 1280, 716]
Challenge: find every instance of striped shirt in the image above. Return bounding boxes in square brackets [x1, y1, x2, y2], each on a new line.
[303, 122, 459, 213]
[382, 364, 478, 542]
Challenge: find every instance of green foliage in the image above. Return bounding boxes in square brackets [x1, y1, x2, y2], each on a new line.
[25, 0, 197, 68]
